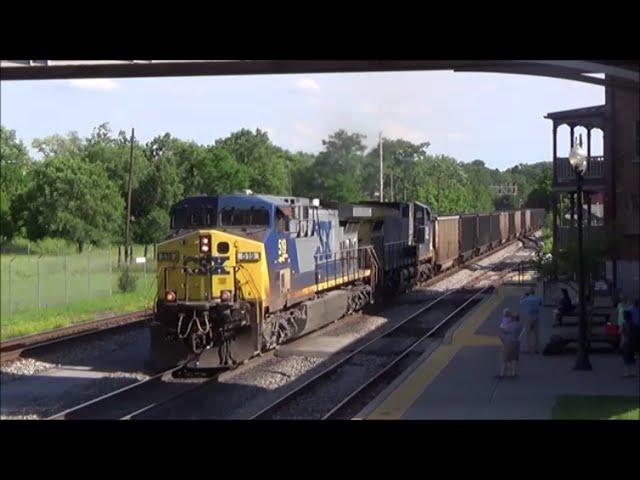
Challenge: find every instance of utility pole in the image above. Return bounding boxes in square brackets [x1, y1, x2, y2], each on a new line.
[390, 172, 394, 202]
[379, 132, 384, 202]
[437, 172, 441, 213]
[124, 128, 135, 264]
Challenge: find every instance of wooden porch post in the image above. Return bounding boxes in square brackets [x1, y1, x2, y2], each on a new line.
[570, 125, 575, 147]
[587, 127, 592, 176]
[552, 123, 559, 278]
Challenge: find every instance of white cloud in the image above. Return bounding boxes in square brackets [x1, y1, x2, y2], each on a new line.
[294, 77, 321, 93]
[357, 103, 431, 117]
[446, 132, 466, 141]
[358, 103, 379, 114]
[294, 122, 318, 137]
[68, 79, 120, 91]
[382, 122, 428, 143]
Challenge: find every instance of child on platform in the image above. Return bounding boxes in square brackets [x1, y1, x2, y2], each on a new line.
[498, 309, 523, 378]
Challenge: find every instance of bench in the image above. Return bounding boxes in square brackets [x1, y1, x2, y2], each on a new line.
[554, 307, 612, 327]
[543, 333, 620, 355]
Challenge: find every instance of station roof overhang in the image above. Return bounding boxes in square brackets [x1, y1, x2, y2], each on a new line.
[1, 60, 638, 90]
[545, 105, 607, 129]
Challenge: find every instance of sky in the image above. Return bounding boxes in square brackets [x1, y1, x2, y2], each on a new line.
[0, 70, 604, 170]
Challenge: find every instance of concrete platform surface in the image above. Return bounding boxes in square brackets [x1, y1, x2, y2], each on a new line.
[364, 284, 640, 420]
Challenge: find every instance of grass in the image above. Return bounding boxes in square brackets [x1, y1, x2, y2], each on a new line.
[0, 285, 156, 340]
[1, 246, 155, 314]
[552, 395, 640, 420]
[1, 245, 158, 340]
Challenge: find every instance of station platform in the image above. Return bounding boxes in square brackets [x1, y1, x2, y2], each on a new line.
[359, 283, 640, 420]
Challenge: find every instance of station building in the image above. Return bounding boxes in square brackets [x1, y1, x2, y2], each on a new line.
[546, 80, 640, 298]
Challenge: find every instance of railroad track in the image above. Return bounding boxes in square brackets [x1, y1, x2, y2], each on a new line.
[45, 350, 283, 420]
[44, 241, 535, 420]
[47, 363, 197, 420]
[249, 259, 524, 420]
[417, 238, 524, 290]
[0, 310, 152, 364]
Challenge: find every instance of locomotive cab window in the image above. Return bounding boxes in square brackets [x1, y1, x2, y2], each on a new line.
[275, 208, 289, 233]
[171, 207, 217, 229]
[221, 207, 270, 228]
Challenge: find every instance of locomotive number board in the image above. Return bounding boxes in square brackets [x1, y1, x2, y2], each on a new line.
[158, 251, 178, 261]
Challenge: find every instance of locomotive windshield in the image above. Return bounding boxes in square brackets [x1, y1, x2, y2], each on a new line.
[171, 207, 217, 229]
[220, 207, 270, 227]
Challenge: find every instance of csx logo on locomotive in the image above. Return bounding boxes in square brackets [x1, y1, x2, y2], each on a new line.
[277, 238, 289, 263]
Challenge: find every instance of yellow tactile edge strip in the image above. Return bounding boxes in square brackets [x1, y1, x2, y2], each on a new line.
[365, 284, 531, 420]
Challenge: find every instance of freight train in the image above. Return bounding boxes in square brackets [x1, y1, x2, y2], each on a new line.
[150, 191, 544, 369]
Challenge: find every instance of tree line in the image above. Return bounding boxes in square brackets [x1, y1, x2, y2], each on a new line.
[1, 124, 552, 253]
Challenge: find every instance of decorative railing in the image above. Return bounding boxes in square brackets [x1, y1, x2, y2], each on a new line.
[555, 155, 605, 182]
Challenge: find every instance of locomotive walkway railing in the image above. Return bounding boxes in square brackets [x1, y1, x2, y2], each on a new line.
[382, 241, 417, 272]
[314, 246, 379, 294]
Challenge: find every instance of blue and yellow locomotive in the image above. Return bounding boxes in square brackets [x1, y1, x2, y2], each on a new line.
[151, 192, 383, 369]
[150, 190, 543, 369]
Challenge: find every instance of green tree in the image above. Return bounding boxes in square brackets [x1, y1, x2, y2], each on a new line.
[460, 159, 498, 213]
[17, 156, 124, 252]
[525, 163, 552, 209]
[303, 130, 367, 202]
[32, 131, 84, 159]
[215, 129, 288, 194]
[1, 126, 33, 239]
[500, 161, 552, 209]
[363, 138, 431, 201]
[84, 123, 149, 202]
[406, 155, 472, 214]
[285, 151, 315, 196]
[132, 137, 185, 246]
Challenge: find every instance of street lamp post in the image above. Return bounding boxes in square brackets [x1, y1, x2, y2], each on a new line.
[569, 134, 592, 371]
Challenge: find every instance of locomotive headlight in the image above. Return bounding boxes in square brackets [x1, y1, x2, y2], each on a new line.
[165, 290, 177, 302]
[199, 235, 212, 253]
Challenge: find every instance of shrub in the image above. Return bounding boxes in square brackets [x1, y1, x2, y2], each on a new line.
[118, 267, 138, 293]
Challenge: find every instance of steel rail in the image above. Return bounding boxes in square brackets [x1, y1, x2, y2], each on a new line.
[1, 310, 152, 364]
[324, 262, 526, 419]
[46, 362, 192, 420]
[321, 285, 492, 419]
[248, 255, 523, 420]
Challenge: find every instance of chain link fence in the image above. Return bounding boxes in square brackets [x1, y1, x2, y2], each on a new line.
[1, 246, 157, 320]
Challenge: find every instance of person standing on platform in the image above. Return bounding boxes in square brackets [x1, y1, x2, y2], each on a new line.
[620, 309, 637, 378]
[629, 299, 640, 374]
[498, 309, 523, 378]
[616, 295, 632, 330]
[520, 287, 543, 354]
